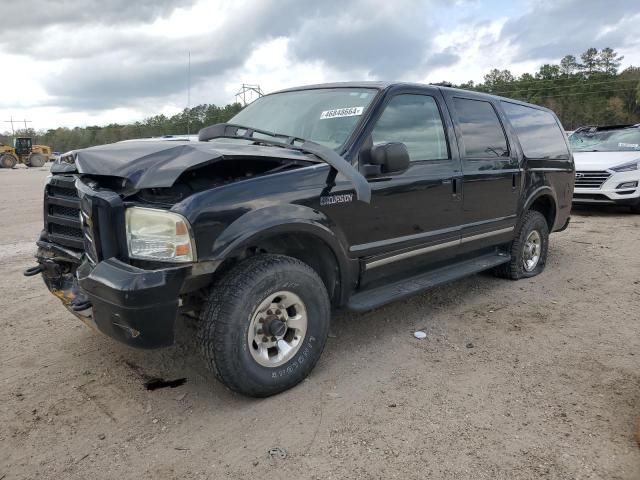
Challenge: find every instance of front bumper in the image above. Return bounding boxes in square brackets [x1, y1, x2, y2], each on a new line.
[76, 258, 190, 348]
[35, 241, 191, 349]
[573, 170, 640, 205]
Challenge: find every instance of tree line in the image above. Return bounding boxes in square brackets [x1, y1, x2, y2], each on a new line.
[455, 47, 640, 129]
[0, 103, 243, 153]
[2, 47, 639, 152]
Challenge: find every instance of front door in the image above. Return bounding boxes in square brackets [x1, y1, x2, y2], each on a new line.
[329, 89, 463, 287]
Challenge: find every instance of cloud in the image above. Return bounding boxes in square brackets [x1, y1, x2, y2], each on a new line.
[33, 0, 452, 111]
[499, 0, 640, 60]
[2, 0, 638, 129]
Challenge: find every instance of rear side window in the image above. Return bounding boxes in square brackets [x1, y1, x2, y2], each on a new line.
[501, 102, 569, 159]
[451, 98, 509, 158]
[371, 94, 449, 161]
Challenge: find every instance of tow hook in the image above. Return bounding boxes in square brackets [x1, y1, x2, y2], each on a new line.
[23, 265, 44, 277]
[71, 299, 92, 311]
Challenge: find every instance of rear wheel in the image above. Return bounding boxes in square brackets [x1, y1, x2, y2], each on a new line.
[28, 153, 47, 167]
[198, 254, 330, 397]
[0, 153, 17, 168]
[494, 210, 549, 280]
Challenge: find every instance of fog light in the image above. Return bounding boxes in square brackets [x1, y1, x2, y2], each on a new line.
[616, 181, 638, 189]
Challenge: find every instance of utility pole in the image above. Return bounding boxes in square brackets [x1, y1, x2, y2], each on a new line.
[3, 116, 32, 141]
[187, 51, 191, 135]
[3, 116, 16, 136]
[235, 84, 264, 106]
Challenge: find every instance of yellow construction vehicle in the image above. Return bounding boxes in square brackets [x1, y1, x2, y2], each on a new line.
[0, 137, 51, 168]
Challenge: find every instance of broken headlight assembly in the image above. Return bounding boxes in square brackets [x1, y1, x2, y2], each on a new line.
[125, 207, 196, 262]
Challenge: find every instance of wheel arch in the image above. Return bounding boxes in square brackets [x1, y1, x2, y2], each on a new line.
[523, 187, 557, 231]
[208, 207, 356, 306]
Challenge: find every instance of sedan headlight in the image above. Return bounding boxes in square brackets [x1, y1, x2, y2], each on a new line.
[125, 207, 196, 262]
[611, 161, 639, 172]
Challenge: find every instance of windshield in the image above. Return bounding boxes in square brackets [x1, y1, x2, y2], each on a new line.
[229, 88, 378, 150]
[569, 127, 640, 152]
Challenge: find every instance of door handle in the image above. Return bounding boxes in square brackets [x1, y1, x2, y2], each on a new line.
[452, 178, 460, 196]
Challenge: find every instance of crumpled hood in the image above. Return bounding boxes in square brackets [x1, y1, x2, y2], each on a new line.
[73, 140, 314, 188]
[573, 151, 640, 171]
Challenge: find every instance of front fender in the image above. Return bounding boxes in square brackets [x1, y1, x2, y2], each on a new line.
[211, 204, 350, 260]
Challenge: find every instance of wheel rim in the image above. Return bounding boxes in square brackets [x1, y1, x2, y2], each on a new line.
[522, 230, 542, 272]
[247, 290, 308, 368]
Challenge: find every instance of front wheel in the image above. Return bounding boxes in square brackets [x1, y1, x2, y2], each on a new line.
[494, 210, 549, 280]
[0, 153, 17, 168]
[198, 254, 330, 397]
[28, 153, 47, 167]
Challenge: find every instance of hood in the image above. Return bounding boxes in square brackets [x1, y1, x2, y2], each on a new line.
[71, 140, 316, 188]
[573, 151, 640, 171]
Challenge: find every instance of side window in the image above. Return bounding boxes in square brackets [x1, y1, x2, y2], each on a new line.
[501, 102, 570, 159]
[451, 98, 508, 158]
[371, 94, 448, 161]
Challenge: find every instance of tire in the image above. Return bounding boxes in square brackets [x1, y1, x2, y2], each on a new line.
[630, 203, 640, 214]
[28, 153, 47, 167]
[198, 254, 331, 397]
[494, 210, 549, 280]
[0, 153, 17, 169]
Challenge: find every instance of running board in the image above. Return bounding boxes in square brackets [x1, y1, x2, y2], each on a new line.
[347, 252, 510, 312]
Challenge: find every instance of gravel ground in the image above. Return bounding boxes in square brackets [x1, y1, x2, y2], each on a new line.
[1, 167, 639, 480]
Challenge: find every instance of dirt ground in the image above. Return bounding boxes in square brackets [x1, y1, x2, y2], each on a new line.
[1, 167, 639, 480]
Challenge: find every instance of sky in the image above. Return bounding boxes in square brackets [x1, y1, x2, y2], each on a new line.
[1, 0, 639, 131]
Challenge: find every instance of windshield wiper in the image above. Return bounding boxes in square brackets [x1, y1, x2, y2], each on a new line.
[198, 123, 371, 203]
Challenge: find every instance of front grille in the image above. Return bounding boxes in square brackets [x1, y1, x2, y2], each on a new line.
[44, 175, 84, 250]
[49, 204, 79, 218]
[575, 171, 611, 189]
[48, 184, 79, 198]
[80, 204, 99, 263]
[51, 223, 84, 238]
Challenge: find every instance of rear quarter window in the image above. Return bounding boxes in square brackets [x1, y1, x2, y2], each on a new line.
[501, 102, 569, 160]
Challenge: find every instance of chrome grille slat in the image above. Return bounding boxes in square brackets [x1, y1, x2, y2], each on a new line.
[574, 171, 611, 189]
[44, 176, 84, 250]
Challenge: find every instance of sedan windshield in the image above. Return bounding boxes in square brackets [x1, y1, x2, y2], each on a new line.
[229, 88, 378, 150]
[569, 127, 640, 152]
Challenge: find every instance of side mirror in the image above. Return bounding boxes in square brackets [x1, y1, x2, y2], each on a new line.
[364, 142, 410, 176]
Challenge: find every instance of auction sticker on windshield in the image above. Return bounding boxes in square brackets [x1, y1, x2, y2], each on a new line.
[320, 106, 364, 120]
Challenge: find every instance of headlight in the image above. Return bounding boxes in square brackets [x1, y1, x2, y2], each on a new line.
[611, 161, 639, 172]
[125, 207, 196, 262]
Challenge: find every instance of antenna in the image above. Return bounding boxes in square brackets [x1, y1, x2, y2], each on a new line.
[187, 51, 191, 135]
[235, 83, 264, 106]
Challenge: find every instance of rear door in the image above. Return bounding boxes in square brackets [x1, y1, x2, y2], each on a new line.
[442, 93, 520, 251]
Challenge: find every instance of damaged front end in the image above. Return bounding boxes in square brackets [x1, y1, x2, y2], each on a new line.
[29, 237, 94, 327]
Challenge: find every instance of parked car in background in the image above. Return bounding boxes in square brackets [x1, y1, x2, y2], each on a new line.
[570, 124, 640, 213]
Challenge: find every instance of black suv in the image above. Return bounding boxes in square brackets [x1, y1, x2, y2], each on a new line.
[27, 82, 574, 397]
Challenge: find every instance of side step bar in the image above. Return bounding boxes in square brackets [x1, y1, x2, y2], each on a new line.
[347, 252, 510, 312]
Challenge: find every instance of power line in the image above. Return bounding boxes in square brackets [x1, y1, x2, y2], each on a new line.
[3, 117, 32, 136]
